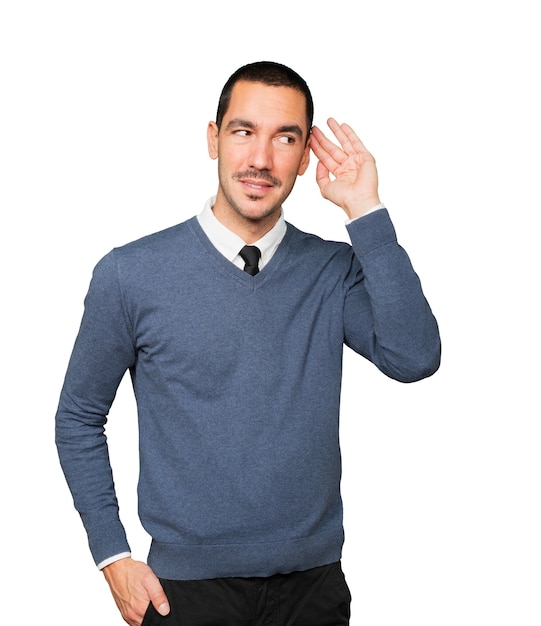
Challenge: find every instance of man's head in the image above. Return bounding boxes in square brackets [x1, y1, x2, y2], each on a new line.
[216, 61, 314, 141]
[208, 61, 313, 238]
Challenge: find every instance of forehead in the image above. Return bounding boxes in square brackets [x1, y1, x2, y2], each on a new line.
[224, 81, 309, 137]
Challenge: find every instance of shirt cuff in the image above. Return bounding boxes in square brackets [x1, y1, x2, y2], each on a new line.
[345, 203, 386, 224]
[97, 551, 132, 570]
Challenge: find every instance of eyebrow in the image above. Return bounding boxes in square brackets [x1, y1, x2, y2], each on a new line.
[225, 118, 305, 139]
[277, 124, 304, 139]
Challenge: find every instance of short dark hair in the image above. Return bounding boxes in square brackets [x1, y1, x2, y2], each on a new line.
[216, 61, 314, 138]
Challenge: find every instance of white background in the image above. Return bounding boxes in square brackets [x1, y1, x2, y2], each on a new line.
[1, 1, 539, 624]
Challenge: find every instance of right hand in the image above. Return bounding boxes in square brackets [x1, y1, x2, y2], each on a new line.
[102, 557, 170, 626]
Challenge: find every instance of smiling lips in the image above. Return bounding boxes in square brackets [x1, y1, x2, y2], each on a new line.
[233, 170, 282, 191]
[242, 179, 272, 192]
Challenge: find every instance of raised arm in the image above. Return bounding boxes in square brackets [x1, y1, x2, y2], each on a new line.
[312, 118, 440, 381]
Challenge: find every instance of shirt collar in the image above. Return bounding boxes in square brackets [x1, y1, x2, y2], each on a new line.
[197, 196, 287, 269]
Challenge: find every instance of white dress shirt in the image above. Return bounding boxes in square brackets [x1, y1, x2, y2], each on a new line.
[197, 196, 287, 271]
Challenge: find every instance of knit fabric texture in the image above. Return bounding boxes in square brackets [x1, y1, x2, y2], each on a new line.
[55, 209, 440, 580]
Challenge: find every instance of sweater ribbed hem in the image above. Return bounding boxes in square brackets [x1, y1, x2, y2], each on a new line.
[147, 527, 344, 581]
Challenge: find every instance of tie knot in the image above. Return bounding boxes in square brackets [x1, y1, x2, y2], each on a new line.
[239, 245, 261, 276]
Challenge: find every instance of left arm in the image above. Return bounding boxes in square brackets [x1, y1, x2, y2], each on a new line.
[311, 119, 441, 381]
[344, 209, 440, 382]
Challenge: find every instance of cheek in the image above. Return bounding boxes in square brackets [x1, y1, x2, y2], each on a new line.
[218, 143, 243, 165]
[279, 155, 306, 180]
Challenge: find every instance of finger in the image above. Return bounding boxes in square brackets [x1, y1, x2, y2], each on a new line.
[326, 118, 355, 156]
[328, 118, 371, 157]
[311, 126, 346, 172]
[145, 576, 170, 616]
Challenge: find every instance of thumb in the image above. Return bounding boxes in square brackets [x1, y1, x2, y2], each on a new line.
[315, 160, 331, 195]
[145, 576, 170, 616]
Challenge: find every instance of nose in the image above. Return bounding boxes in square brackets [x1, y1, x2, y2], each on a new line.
[249, 137, 273, 171]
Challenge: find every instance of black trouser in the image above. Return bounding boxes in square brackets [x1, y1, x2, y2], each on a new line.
[142, 561, 351, 626]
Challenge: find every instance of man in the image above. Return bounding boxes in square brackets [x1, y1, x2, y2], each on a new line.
[56, 61, 440, 625]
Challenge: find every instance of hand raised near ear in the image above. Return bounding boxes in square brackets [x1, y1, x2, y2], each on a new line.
[310, 118, 380, 219]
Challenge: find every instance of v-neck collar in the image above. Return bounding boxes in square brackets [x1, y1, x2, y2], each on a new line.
[196, 197, 287, 271]
[188, 216, 293, 288]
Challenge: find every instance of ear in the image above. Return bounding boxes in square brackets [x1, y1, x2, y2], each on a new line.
[297, 142, 311, 176]
[207, 121, 219, 160]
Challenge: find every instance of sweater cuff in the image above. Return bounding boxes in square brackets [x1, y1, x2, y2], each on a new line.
[345, 208, 398, 256]
[83, 517, 131, 568]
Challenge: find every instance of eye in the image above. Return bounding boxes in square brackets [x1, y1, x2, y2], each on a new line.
[234, 129, 252, 137]
[277, 135, 295, 145]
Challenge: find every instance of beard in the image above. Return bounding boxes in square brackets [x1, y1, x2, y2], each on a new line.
[218, 166, 293, 222]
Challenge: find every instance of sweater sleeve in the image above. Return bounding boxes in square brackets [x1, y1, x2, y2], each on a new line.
[344, 209, 441, 382]
[55, 250, 136, 565]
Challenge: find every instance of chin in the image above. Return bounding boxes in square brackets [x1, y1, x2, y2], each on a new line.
[235, 201, 280, 222]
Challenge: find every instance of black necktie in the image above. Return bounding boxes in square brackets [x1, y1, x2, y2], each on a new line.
[239, 245, 261, 276]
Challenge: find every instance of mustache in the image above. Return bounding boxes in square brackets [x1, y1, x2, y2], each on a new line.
[233, 170, 282, 187]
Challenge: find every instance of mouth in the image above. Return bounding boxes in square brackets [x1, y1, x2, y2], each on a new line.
[240, 179, 274, 191]
[233, 170, 282, 192]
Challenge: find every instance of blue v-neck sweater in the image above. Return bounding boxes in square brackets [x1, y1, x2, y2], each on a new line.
[56, 209, 440, 580]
